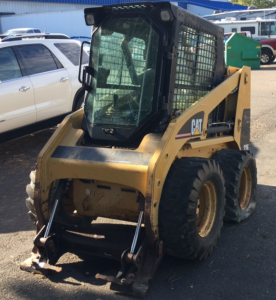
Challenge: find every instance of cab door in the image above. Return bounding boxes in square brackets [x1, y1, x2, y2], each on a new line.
[16, 44, 71, 122]
[0, 47, 36, 134]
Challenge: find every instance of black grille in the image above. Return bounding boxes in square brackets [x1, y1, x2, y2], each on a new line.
[173, 25, 217, 111]
[112, 4, 152, 11]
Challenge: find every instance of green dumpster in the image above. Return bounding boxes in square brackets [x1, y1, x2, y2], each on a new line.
[225, 33, 261, 69]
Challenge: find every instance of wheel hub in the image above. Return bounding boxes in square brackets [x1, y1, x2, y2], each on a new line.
[261, 53, 269, 64]
[239, 166, 252, 210]
[196, 181, 217, 238]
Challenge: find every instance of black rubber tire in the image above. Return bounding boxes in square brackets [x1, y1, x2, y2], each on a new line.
[26, 170, 58, 224]
[74, 93, 84, 111]
[215, 149, 257, 223]
[260, 49, 273, 65]
[26, 170, 37, 223]
[159, 158, 225, 260]
[26, 171, 93, 227]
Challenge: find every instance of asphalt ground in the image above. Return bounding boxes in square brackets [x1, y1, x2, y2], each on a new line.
[0, 63, 276, 300]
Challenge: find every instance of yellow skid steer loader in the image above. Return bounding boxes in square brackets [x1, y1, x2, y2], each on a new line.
[21, 2, 257, 296]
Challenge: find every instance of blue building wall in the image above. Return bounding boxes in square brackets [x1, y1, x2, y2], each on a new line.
[7, 0, 247, 11]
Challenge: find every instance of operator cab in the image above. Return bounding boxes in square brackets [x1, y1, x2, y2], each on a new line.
[81, 11, 162, 143]
[80, 3, 225, 145]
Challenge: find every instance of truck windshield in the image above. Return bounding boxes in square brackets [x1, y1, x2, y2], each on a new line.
[84, 16, 159, 127]
[260, 21, 276, 36]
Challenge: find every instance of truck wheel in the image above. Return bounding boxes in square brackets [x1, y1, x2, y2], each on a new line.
[159, 158, 225, 260]
[26, 170, 37, 223]
[74, 93, 84, 111]
[260, 49, 273, 65]
[26, 170, 58, 224]
[26, 171, 93, 227]
[215, 149, 257, 223]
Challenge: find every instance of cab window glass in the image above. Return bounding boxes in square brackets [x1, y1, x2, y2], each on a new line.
[0, 47, 22, 81]
[85, 16, 159, 127]
[17, 44, 61, 75]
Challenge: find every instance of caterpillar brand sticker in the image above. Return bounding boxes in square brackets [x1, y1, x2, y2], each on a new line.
[176, 111, 204, 139]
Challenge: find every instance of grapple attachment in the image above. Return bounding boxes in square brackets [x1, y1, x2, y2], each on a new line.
[21, 183, 163, 296]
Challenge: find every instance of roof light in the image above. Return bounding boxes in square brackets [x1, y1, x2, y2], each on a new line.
[160, 10, 171, 21]
[86, 14, 95, 26]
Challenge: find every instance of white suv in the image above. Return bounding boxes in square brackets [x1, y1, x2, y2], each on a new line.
[0, 33, 88, 141]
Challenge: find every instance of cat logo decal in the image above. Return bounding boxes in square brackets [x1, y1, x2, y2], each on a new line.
[175, 112, 204, 139]
[191, 118, 203, 135]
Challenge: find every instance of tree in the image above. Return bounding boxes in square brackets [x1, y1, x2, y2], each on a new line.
[230, 0, 276, 8]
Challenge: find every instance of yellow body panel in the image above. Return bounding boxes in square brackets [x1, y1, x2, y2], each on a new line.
[73, 180, 140, 222]
[34, 66, 250, 244]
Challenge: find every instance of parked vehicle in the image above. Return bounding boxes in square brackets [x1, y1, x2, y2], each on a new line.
[4, 28, 41, 34]
[0, 33, 89, 142]
[253, 36, 269, 41]
[0, 28, 42, 41]
[204, 8, 276, 22]
[215, 18, 276, 39]
[0, 10, 92, 39]
[259, 38, 276, 64]
[224, 31, 252, 43]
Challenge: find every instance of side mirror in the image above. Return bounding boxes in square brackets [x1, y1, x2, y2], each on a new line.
[78, 40, 91, 84]
[81, 66, 110, 92]
[81, 66, 94, 92]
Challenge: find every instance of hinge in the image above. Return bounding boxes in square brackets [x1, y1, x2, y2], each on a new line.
[163, 45, 173, 60]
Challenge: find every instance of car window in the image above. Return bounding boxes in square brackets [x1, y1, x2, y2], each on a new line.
[0, 47, 22, 81]
[17, 44, 62, 76]
[34, 30, 41, 33]
[54, 42, 89, 66]
[241, 26, 255, 34]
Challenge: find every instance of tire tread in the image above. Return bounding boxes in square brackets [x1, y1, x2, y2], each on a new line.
[215, 149, 257, 222]
[159, 158, 225, 260]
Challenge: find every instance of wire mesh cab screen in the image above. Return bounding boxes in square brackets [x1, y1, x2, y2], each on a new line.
[85, 16, 159, 128]
[174, 25, 217, 112]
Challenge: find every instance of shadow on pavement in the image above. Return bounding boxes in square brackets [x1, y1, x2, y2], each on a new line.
[10, 183, 276, 300]
[3, 181, 276, 300]
[51, 256, 120, 287]
[250, 142, 259, 156]
[0, 128, 55, 234]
